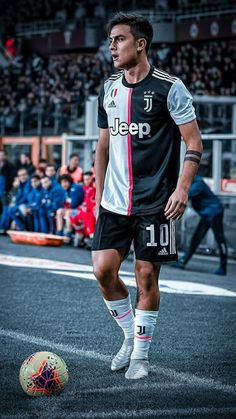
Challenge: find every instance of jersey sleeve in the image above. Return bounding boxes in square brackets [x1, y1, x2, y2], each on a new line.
[167, 79, 196, 125]
[97, 85, 108, 129]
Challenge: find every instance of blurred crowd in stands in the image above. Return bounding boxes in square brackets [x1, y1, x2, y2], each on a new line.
[0, 40, 235, 134]
[0, 52, 103, 133]
[1, 0, 234, 36]
[0, 149, 96, 248]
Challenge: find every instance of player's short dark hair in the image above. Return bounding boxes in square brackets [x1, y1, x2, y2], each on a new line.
[59, 174, 73, 183]
[106, 12, 153, 52]
[39, 158, 47, 164]
[69, 153, 79, 160]
[83, 171, 93, 177]
[41, 175, 51, 181]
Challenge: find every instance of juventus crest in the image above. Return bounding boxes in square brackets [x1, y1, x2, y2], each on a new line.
[144, 91, 154, 112]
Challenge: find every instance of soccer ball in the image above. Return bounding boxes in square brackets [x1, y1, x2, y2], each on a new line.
[19, 351, 69, 396]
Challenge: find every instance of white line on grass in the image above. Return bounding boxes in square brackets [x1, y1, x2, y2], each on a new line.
[1, 328, 235, 396]
[0, 327, 109, 363]
[49, 270, 236, 297]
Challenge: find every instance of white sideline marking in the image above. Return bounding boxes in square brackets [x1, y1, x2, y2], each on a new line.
[0, 253, 130, 276]
[50, 270, 236, 298]
[1, 253, 235, 297]
[0, 328, 109, 363]
[1, 328, 235, 396]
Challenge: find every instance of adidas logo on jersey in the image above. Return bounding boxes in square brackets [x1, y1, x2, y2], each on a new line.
[110, 118, 151, 139]
[108, 100, 116, 108]
[158, 247, 169, 255]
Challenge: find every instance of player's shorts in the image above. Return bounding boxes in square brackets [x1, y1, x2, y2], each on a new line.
[92, 206, 178, 263]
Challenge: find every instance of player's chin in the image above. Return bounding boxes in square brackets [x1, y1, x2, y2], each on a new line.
[113, 61, 121, 69]
[113, 59, 125, 69]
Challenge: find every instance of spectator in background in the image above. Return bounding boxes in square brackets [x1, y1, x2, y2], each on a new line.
[45, 164, 58, 185]
[27, 174, 43, 232]
[4, 37, 16, 59]
[70, 171, 96, 248]
[56, 174, 84, 242]
[0, 150, 16, 232]
[35, 159, 48, 178]
[8, 168, 32, 231]
[176, 176, 228, 275]
[59, 153, 83, 183]
[39, 175, 65, 234]
[16, 152, 36, 176]
[0, 150, 15, 196]
[90, 149, 96, 182]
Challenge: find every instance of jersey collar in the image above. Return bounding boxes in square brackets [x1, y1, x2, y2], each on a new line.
[122, 65, 153, 88]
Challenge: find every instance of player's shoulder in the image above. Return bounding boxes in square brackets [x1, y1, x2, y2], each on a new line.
[152, 67, 179, 85]
[104, 70, 123, 85]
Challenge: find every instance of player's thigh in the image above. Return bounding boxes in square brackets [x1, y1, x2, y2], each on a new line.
[133, 212, 178, 263]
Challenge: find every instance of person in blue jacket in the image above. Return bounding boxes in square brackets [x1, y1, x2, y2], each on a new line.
[176, 176, 227, 275]
[28, 174, 43, 232]
[9, 168, 32, 230]
[39, 175, 65, 234]
[56, 174, 84, 242]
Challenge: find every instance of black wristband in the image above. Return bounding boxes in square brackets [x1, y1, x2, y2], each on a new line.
[184, 156, 201, 164]
[185, 150, 202, 158]
[184, 149, 202, 165]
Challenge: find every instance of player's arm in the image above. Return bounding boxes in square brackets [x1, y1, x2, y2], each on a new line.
[164, 119, 202, 220]
[94, 128, 109, 213]
[165, 79, 203, 220]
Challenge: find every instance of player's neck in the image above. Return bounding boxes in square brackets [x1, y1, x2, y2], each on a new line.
[124, 60, 151, 85]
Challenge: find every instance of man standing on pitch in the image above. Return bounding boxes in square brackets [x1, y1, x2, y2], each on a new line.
[92, 12, 203, 380]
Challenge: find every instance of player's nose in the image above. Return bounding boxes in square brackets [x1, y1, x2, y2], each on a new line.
[109, 40, 116, 51]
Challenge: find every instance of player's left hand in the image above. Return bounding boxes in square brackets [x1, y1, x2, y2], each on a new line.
[164, 188, 188, 220]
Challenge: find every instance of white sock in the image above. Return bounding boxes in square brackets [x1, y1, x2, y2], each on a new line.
[131, 309, 159, 360]
[103, 294, 134, 339]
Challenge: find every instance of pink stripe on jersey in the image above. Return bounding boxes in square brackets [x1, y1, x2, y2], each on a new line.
[127, 88, 133, 216]
[116, 308, 132, 320]
[135, 335, 152, 340]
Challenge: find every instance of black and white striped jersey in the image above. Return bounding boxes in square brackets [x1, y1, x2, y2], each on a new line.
[97, 65, 196, 216]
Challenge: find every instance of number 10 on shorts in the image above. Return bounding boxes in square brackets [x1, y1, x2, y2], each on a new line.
[146, 223, 169, 247]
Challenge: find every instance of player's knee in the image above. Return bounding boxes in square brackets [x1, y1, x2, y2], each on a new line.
[136, 264, 157, 292]
[93, 263, 116, 287]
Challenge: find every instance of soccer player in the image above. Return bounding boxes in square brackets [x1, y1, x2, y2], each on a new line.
[92, 13, 203, 380]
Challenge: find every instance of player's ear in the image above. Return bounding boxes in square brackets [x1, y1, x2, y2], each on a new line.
[136, 38, 147, 53]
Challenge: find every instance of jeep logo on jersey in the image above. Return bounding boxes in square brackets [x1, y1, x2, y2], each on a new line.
[144, 91, 154, 112]
[110, 118, 151, 138]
